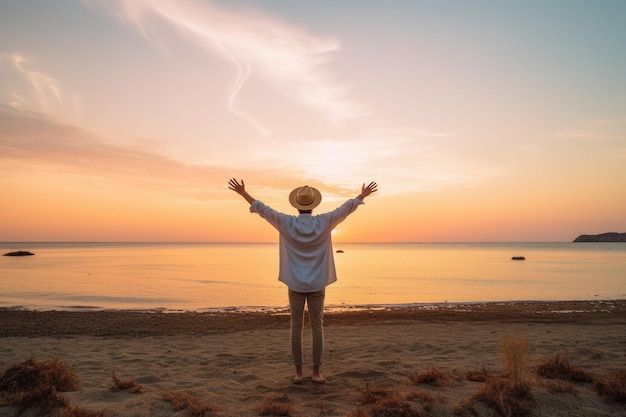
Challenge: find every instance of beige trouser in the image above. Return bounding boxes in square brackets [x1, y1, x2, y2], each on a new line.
[288, 289, 325, 367]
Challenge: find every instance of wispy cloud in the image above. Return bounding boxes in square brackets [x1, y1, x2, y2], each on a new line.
[0, 105, 220, 197]
[363, 132, 509, 195]
[518, 144, 543, 152]
[552, 119, 626, 141]
[0, 104, 506, 203]
[0, 105, 322, 200]
[243, 126, 507, 196]
[554, 131, 625, 141]
[82, 0, 368, 135]
[1, 53, 63, 111]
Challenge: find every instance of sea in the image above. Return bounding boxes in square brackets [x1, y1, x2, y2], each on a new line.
[1, 242, 624, 312]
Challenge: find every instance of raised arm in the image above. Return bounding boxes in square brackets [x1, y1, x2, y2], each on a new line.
[356, 182, 378, 201]
[228, 178, 256, 205]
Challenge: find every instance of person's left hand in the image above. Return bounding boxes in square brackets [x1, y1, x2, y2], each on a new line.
[361, 182, 378, 197]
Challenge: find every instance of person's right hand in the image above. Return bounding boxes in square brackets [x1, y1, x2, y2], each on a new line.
[228, 178, 246, 195]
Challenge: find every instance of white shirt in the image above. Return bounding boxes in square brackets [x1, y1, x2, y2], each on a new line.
[250, 199, 364, 292]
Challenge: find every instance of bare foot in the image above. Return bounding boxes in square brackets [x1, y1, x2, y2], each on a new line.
[312, 376, 326, 384]
[293, 365, 304, 384]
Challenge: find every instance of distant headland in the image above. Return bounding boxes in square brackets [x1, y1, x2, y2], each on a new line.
[573, 232, 626, 242]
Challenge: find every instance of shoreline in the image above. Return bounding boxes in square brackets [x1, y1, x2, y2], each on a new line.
[2, 296, 624, 313]
[1, 299, 624, 337]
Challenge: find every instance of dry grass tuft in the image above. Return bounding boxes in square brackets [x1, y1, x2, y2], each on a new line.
[408, 367, 450, 386]
[256, 395, 292, 416]
[472, 376, 534, 417]
[0, 357, 80, 392]
[594, 369, 626, 403]
[568, 368, 595, 383]
[465, 366, 492, 382]
[456, 337, 536, 416]
[451, 398, 477, 416]
[0, 357, 79, 415]
[535, 354, 593, 382]
[459, 352, 615, 416]
[6, 385, 69, 415]
[406, 389, 444, 411]
[542, 380, 576, 394]
[500, 335, 531, 386]
[163, 390, 215, 417]
[63, 404, 108, 417]
[359, 384, 394, 405]
[110, 372, 144, 393]
[368, 395, 421, 417]
[536, 354, 569, 378]
[357, 384, 421, 417]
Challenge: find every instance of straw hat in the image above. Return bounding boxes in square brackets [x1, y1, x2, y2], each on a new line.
[289, 185, 322, 210]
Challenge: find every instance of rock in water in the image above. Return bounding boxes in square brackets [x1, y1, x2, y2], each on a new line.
[3, 251, 35, 256]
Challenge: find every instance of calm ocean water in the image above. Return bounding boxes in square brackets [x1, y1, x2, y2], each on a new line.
[1, 242, 624, 312]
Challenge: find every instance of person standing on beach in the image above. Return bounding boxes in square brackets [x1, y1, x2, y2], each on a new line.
[228, 179, 378, 384]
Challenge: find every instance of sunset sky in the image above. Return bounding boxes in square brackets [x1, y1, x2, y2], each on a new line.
[1, 0, 625, 242]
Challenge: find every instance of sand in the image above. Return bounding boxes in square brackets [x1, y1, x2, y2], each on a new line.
[1, 300, 625, 416]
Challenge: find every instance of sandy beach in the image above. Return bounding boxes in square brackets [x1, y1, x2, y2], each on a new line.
[1, 300, 625, 416]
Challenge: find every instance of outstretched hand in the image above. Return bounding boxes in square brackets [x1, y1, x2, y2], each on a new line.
[228, 178, 246, 195]
[360, 182, 378, 198]
[228, 178, 256, 204]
